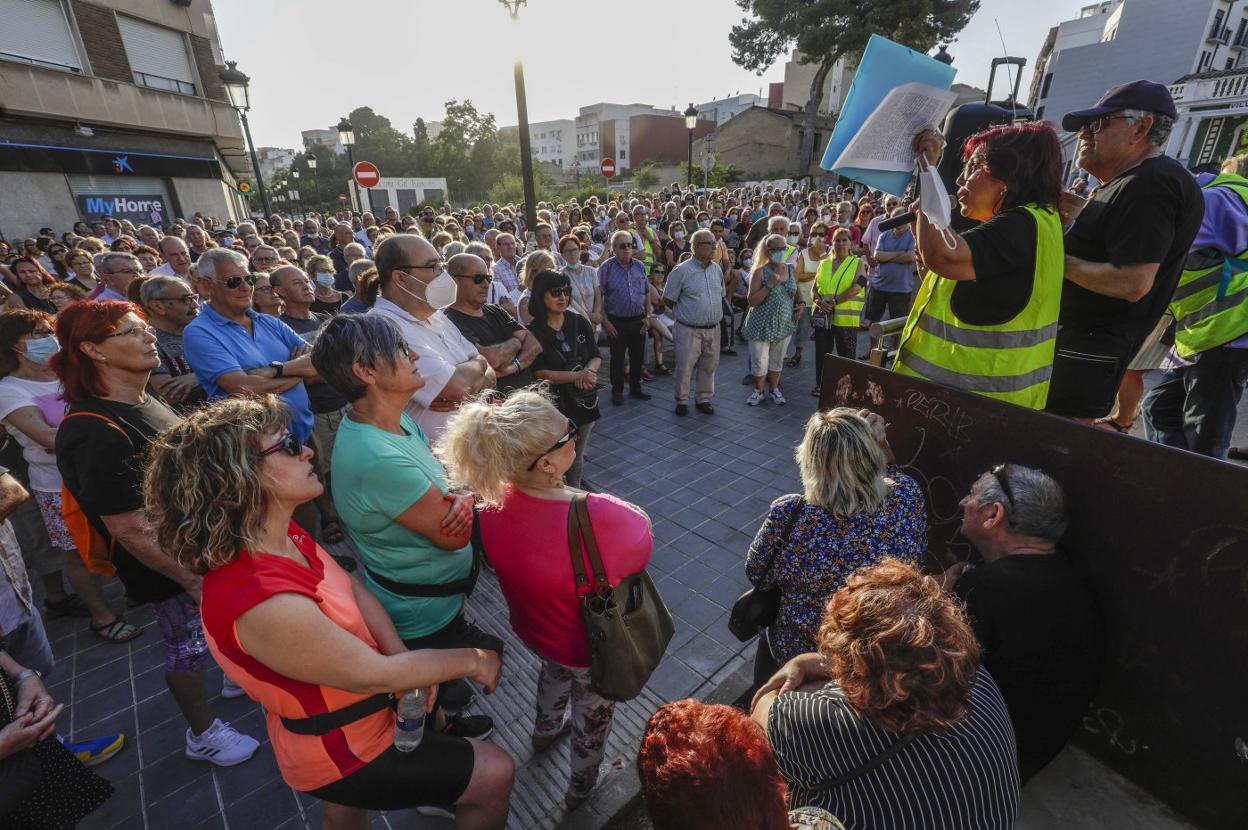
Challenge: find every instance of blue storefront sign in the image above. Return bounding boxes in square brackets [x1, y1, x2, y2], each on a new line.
[75, 193, 168, 225]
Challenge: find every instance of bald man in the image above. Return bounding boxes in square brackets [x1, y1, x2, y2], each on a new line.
[151, 236, 192, 279]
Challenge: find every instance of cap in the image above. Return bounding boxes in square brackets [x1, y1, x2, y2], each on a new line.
[1062, 80, 1176, 132]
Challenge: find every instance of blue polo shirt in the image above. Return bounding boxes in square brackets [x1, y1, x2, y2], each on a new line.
[183, 303, 314, 441]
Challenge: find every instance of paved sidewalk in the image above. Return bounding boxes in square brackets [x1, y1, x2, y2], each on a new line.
[54, 345, 824, 830]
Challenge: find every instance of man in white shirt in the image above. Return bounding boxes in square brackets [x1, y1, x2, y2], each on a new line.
[370, 235, 496, 442]
[150, 236, 193, 280]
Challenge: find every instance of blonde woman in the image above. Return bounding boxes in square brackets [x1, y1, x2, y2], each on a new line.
[438, 388, 653, 811]
[516, 250, 556, 325]
[144, 395, 514, 830]
[743, 408, 926, 689]
[742, 234, 799, 405]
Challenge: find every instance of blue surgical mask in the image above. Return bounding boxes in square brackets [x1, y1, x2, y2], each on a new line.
[769, 250, 786, 265]
[24, 336, 59, 365]
[316, 272, 336, 287]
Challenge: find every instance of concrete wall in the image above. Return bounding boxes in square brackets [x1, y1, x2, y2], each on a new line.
[170, 177, 238, 223]
[0, 173, 80, 240]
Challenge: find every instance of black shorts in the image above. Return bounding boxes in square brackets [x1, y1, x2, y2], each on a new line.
[307, 736, 475, 810]
[1045, 329, 1131, 418]
[401, 612, 504, 655]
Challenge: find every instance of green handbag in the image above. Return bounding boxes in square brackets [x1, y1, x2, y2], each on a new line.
[567, 494, 674, 701]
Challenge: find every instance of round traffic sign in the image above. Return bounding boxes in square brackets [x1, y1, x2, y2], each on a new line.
[600, 157, 616, 179]
[353, 161, 381, 189]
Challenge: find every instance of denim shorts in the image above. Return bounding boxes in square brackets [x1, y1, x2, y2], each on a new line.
[149, 592, 210, 673]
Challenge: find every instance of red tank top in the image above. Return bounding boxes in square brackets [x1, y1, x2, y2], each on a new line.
[200, 522, 393, 791]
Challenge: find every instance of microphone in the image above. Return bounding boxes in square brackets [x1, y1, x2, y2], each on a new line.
[877, 211, 916, 232]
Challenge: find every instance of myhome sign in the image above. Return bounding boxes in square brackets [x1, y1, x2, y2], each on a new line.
[76, 194, 168, 226]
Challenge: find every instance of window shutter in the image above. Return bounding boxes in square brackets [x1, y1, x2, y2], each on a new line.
[0, 0, 81, 70]
[116, 15, 195, 92]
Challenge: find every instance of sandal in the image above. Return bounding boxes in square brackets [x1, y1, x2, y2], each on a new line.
[1228, 447, 1248, 461]
[654, 364, 671, 376]
[641, 368, 655, 381]
[1093, 416, 1133, 434]
[90, 617, 142, 644]
[321, 518, 346, 545]
[786, 352, 803, 368]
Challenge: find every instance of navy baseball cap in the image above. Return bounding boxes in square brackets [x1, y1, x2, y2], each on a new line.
[1062, 80, 1177, 132]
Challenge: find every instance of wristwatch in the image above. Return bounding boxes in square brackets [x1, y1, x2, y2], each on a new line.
[268, 360, 285, 378]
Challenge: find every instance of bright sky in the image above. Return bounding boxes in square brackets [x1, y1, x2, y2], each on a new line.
[214, 0, 1092, 149]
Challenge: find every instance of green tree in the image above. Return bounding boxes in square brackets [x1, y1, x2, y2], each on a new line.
[346, 106, 415, 179]
[680, 153, 744, 188]
[632, 161, 660, 190]
[729, 0, 978, 178]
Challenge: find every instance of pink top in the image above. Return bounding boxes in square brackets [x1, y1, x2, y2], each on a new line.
[479, 489, 653, 667]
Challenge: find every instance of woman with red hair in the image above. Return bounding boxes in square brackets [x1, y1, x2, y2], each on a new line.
[751, 558, 1019, 829]
[5, 256, 57, 314]
[639, 699, 844, 830]
[894, 121, 1065, 411]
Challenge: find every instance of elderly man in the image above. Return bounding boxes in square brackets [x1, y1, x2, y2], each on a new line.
[249, 245, 279, 273]
[599, 229, 653, 406]
[96, 252, 143, 300]
[136, 224, 161, 249]
[665, 229, 725, 415]
[443, 253, 542, 394]
[1049, 80, 1204, 420]
[328, 222, 357, 291]
[941, 465, 1101, 785]
[867, 207, 917, 323]
[182, 249, 318, 443]
[270, 265, 350, 546]
[139, 275, 206, 413]
[184, 224, 209, 263]
[150, 236, 193, 280]
[371, 235, 495, 441]
[300, 218, 331, 254]
[492, 233, 522, 301]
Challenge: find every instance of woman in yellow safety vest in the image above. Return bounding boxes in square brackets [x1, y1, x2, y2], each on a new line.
[810, 227, 868, 397]
[894, 121, 1065, 410]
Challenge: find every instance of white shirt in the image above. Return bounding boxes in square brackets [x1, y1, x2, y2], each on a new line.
[370, 297, 480, 443]
[149, 262, 190, 280]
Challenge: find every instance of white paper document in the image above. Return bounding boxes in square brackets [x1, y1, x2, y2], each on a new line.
[832, 82, 958, 173]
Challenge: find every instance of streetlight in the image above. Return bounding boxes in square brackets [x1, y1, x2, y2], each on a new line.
[220, 60, 272, 218]
[500, 0, 538, 238]
[338, 116, 358, 214]
[684, 103, 698, 188]
[306, 155, 317, 211]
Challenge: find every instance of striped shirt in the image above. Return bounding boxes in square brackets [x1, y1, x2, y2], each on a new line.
[767, 668, 1020, 830]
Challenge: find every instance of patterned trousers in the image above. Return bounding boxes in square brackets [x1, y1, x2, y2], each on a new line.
[532, 658, 617, 798]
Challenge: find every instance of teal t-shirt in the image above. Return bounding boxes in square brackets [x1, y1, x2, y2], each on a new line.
[331, 412, 471, 639]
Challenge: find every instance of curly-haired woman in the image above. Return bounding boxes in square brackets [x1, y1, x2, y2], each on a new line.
[751, 558, 1019, 829]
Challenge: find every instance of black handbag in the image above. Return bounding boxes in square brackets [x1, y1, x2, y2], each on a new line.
[728, 498, 805, 642]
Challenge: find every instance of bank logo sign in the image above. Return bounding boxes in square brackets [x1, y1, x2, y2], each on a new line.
[76, 194, 167, 225]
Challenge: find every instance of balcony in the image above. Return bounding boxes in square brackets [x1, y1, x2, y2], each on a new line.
[1207, 24, 1231, 45]
[1232, 32, 1248, 51]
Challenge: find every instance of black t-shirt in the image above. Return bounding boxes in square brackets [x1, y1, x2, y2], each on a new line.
[280, 312, 349, 414]
[443, 305, 534, 393]
[55, 396, 184, 604]
[953, 551, 1103, 783]
[1062, 154, 1204, 347]
[528, 311, 601, 424]
[955, 206, 1038, 326]
[310, 295, 343, 315]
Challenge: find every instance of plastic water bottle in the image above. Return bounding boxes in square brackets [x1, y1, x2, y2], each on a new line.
[394, 689, 426, 752]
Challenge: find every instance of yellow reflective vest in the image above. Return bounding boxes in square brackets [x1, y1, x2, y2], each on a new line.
[814, 256, 865, 328]
[893, 204, 1063, 410]
[1167, 173, 1248, 359]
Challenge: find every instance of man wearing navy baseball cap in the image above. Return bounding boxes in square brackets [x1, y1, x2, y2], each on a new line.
[1045, 80, 1204, 421]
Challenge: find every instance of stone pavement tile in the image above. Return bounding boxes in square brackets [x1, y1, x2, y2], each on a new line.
[644, 655, 702, 700]
[224, 776, 302, 828]
[138, 709, 193, 766]
[136, 685, 185, 731]
[133, 663, 168, 703]
[669, 558, 719, 590]
[77, 770, 142, 830]
[73, 677, 134, 731]
[191, 815, 227, 830]
[674, 633, 736, 678]
[141, 748, 212, 803]
[75, 655, 133, 698]
[672, 591, 725, 632]
[704, 575, 749, 610]
[147, 775, 222, 829]
[217, 741, 283, 803]
[74, 638, 131, 674]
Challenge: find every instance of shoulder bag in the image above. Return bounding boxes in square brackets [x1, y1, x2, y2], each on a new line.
[567, 494, 674, 701]
[729, 497, 805, 642]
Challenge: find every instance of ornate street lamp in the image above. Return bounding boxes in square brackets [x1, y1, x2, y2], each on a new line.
[684, 103, 699, 187]
[219, 60, 272, 217]
[338, 117, 358, 213]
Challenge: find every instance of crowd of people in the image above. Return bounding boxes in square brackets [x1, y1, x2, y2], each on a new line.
[0, 75, 1240, 830]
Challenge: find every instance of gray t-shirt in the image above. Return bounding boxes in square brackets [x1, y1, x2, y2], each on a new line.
[872, 227, 916, 293]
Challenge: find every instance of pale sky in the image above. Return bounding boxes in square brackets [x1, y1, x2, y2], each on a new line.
[213, 0, 1093, 149]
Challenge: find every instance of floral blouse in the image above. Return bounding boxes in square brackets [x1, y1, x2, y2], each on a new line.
[745, 466, 927, 663]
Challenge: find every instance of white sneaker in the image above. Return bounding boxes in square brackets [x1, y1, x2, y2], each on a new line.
[221, 676, 247, 699]
[770, 388, 787, 406]
[185, 719, 260, 766]
[747, 390, 765, 406]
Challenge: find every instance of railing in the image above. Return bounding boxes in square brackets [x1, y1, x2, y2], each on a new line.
[1170, 83, 1186, 101]
[1232, 32, 1248, 50]
[868, 316, 908, 367]
[133, 71, 196, 97]
[1212, 72, 1248, 99]
[1208, 24, 1231, 44]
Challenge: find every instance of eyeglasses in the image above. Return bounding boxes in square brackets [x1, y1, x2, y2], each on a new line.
[453, 272, 492, 284]
[156, 293, 200, 305]
[990, 464, 1014, 511]
[1084, 114, 1136, 135]
[398, 261, 445, 272]
[547, 286, 572, 298]
[103, 323, 156, 340]
[216, 274, 257, 289]
[260, 432, 302, 458]
[527, 419, 579, 471]
[109, 266, 142, 276]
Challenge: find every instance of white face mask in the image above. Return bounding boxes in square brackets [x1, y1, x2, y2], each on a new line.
[397, 268, 457, 309]
[673, 231, 686, 240]
[821, 213, 832, 223]
[769, 250, 786, 264]
[787, 234, 800, 245]
[740, 256, 752, 267]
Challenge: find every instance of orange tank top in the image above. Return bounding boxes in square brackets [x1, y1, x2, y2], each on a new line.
[200, 522, 393, 792]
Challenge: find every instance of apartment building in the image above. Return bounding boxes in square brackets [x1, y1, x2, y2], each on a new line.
[575, 103, 713, 173]
[498, 118, 576, 169]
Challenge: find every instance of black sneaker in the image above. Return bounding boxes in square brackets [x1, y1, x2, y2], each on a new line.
[442, 713, 494, 740]
[629, 389, 652, 401]
[696, 402, 714, 415]
[675, 403, 688, 416]
[740, 373, 754, 386]
[611, 390, 624, 406]
[720, 347, 738, 356]
[437, 678, 476, 713]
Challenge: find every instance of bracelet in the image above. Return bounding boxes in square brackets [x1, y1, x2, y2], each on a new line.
[14, 669, 39, 685]
[511, 357, 522, 373]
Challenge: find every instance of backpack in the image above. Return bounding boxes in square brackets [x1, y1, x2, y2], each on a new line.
[59, 410, 131, 577]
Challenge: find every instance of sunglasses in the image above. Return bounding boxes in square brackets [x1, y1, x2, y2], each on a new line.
[547, 286, 572, 298]
[260, 432, 302, 458]
[217, 275, 258, 289]
[527, 419, 579, 471]
[453, 272, 492, 284]
[990, 464, 1014, 511]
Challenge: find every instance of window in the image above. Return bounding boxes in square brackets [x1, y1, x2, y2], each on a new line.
[1201, 50, 1212, 71]
[0, 0, 81, 72]
[117, 15, 197, 96]
[1036, 106, 1045, 121]
[619, 150, 626, 160]
[1229, 57, 1236, 70]
[1040, 72, 1054, 99]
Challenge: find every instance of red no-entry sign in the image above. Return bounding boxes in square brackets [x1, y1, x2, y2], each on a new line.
[353, 161, 380, 188]
[600, 157, 616, 179]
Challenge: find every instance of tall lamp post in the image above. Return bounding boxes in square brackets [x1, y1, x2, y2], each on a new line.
[306, 156, 317, 213]
[337, 117, 358, 215]
[220, 60, 272, 218]
[500, 0, 538, 237]
[684, 103, 698, 188]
